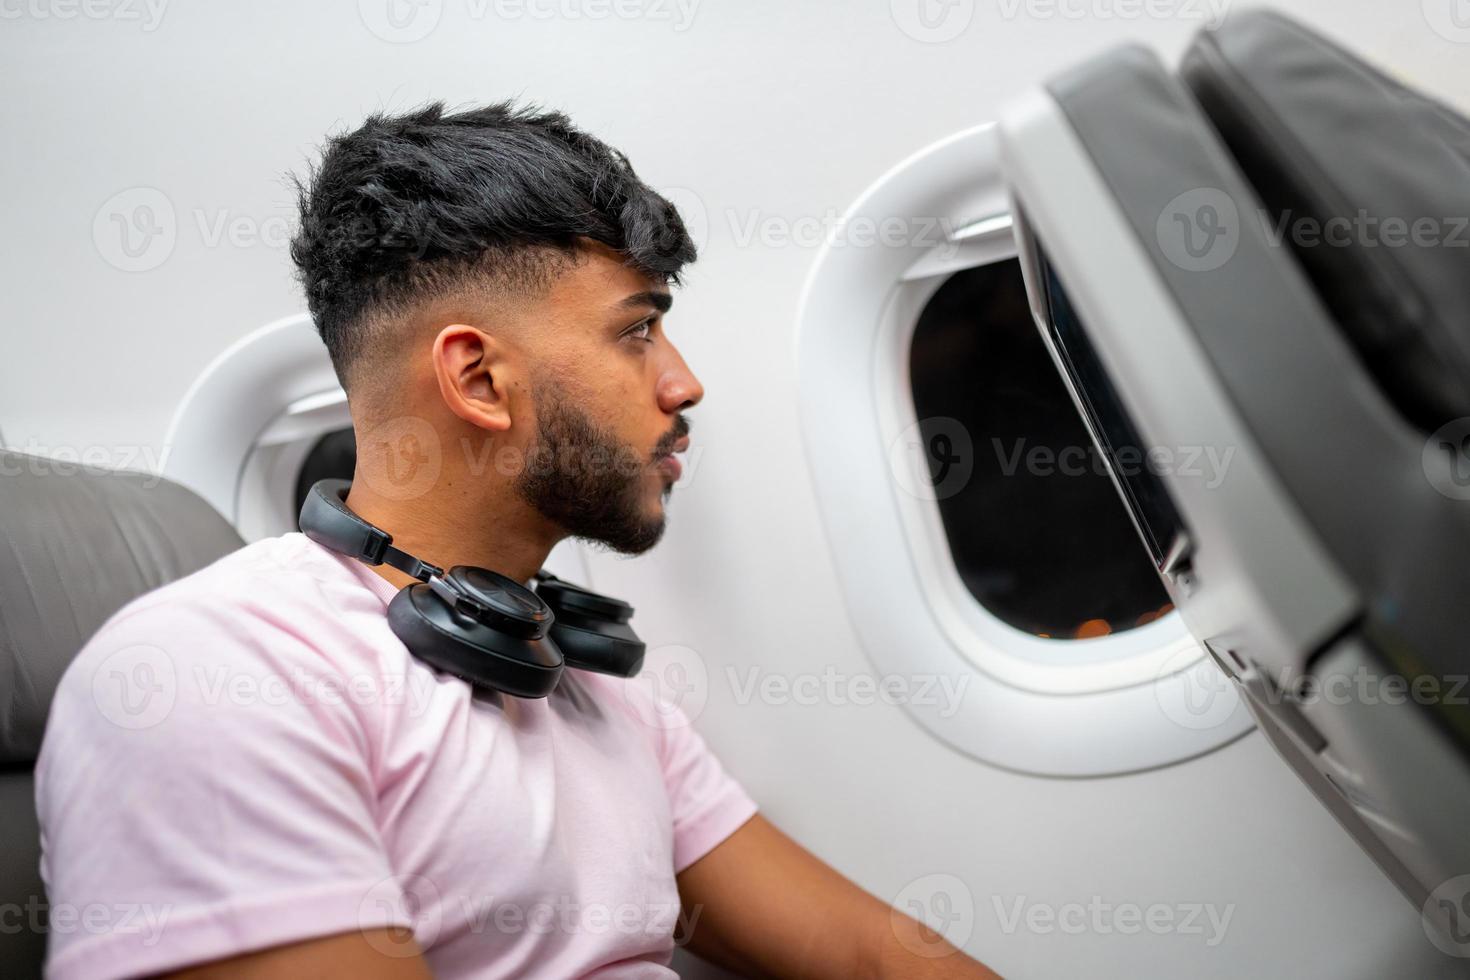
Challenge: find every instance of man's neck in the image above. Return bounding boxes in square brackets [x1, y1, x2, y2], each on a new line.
[343, 477, 562, 591]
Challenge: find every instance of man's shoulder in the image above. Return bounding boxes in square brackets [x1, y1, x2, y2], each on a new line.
[63, 532, 383, 688]
[105, 531, 359, 624]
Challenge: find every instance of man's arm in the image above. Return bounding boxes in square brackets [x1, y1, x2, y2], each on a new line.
[161, 928, 433, 979]
[675, 814, 1003, 979]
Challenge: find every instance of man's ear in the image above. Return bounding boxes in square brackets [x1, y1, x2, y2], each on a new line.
[431, 324, 518, 434]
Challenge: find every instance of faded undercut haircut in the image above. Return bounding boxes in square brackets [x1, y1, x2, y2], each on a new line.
[289, 100, 697, 391]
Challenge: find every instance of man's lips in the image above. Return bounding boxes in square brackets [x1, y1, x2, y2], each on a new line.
[655, 436, 691, 479]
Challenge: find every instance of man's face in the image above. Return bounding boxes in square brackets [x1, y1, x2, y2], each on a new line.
[511, 245, 703, 555]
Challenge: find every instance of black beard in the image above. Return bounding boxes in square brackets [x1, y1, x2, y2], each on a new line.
[514, 379, 683, 556]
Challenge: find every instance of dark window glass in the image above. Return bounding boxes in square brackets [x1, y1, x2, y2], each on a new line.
[1037, 248, 1188, 570]
[908, 259, 1171, 640]
[293, 428, 356, 522]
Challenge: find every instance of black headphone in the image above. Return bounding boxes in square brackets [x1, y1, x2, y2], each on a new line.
[298, 479, 645, 698]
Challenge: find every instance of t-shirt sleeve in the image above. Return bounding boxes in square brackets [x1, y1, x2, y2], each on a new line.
[34, 595, 411, 980]
[621, 685, 758, 874]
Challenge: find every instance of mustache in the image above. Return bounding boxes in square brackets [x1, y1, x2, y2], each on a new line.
[651, 414, 691, 461]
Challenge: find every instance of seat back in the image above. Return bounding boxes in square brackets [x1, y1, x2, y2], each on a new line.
[0, 450, 242, 977]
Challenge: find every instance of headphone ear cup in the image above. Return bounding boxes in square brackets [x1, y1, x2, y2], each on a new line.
[388, 585, 565, 699]
[550, 618, 646, 678]
[535, 578, 646, 678]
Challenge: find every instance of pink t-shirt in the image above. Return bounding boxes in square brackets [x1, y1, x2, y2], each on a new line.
[34, 532, 756, 980]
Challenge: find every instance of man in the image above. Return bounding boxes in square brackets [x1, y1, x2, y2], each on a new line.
[35, 102, 1001, 979]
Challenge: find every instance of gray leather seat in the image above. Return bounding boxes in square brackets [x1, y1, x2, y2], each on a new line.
[1182, 9, 1470, 433]
[0, 450, 242, 978]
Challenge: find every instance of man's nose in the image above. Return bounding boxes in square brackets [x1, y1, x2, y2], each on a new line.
[657, 347, 704, 413]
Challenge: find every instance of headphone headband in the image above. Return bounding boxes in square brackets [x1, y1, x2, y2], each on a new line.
[299, 479, 444, 581]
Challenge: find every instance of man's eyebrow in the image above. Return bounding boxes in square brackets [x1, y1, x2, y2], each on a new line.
[616, 290, 673, 315]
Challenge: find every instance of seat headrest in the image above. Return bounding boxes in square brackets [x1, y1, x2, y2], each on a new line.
[1183, 10, 1470, 432]
[0, 451, 242, 764]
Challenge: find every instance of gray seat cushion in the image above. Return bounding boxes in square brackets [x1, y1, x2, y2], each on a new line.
[1183, 9, 1470, 432]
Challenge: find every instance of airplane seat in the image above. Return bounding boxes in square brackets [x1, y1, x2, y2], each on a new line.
[1181, 9, 1470, 432]
[999, 8, 1470, 947]
[0, 451, 244, 975]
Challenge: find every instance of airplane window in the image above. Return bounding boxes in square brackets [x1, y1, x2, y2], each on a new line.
[293, 427, 356, 521]
[908, 259, 1172, 640]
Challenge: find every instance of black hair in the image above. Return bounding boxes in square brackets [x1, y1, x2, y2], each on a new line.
[290, 100, 696, 388]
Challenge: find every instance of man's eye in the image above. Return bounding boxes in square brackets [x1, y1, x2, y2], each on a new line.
[624, 321, 654, 343]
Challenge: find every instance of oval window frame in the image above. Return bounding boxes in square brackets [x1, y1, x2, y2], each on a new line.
[795, 124, 1253, 775]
